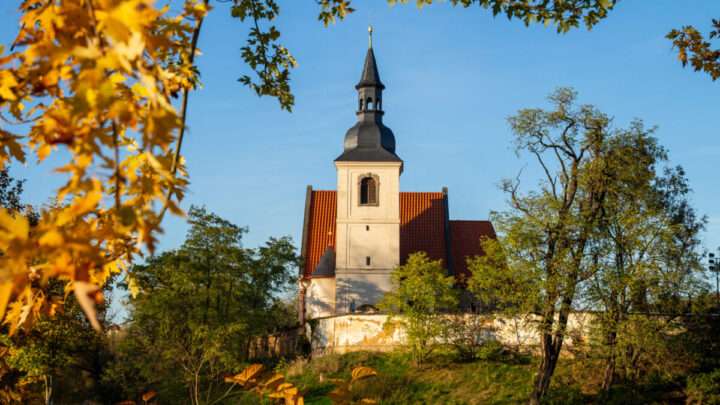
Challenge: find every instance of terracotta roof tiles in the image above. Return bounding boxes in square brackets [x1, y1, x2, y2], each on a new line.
[449, 220, 497, 280]
[301, 190, 495, 280]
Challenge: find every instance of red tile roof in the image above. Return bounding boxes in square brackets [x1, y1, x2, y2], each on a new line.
[301, 190, 496, 279]
[302, 191, 336, 278]
[449, 220, 497, 280]
[400, 192, 447, 265]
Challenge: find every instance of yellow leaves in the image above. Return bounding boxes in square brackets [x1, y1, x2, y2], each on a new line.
[267, 383, 303, 405]
[262, 373, 285, 390]
[228, 366, 305, 405]
[351, 366, 378, 382]
[95, 0, 159, 43]
[0, 208, 29, 243]
[0, 282, 12, 324]
[38, 230, 64, 247]
[0, 0, 201, 333]
[0, 70, 18, 101]
[228, 363, 264, 386]
[328, 366, 379, 404]
[126, 275, 140, 298]
[0, 130, 26, 165]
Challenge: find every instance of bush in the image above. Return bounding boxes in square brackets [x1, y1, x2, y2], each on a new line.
[442, 314, 496, 361]
[687, 369, 720, 405]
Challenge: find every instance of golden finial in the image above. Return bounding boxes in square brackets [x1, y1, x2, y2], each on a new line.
[368, 25, 373, 49]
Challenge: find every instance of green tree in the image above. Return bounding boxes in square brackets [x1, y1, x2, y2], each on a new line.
[379, 252, 458, 365]
[1, 280, 116, 405]
[582, 132, 707, 392]
[105, 206, 299, 404]
[468, 88, 672, 404]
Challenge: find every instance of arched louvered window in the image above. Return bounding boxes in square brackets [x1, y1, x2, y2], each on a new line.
[359, 175, 378, 206]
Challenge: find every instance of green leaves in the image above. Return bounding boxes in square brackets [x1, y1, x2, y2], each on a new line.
[111, 206, 299, 403]
[392, 0, 616, 32]
[231, 0, 298, 111]
[667, 19, 720, 81]
[379, 253, 458, 364]
[317, 0, 355, 26]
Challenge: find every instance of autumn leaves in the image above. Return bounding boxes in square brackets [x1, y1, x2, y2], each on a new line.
[0, 0, 207, 333]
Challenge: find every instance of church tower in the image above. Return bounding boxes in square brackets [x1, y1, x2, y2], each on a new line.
[334, 27, 403, 313]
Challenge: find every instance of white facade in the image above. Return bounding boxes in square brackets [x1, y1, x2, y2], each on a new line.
[334, 161, 402, 313]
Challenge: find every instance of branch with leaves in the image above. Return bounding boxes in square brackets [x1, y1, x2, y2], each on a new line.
[667, 19, 720, 81]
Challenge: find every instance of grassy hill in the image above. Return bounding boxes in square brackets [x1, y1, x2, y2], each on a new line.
[267, 348, 686, 405]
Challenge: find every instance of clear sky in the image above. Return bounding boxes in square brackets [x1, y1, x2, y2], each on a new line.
[2, 1, 719, 257]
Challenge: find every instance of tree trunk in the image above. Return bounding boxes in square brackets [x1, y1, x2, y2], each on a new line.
[530, 294, 574, 404]
[43, 375, 53, 405]
[601, 329, 617, 392]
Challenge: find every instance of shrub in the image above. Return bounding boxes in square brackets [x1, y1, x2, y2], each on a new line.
[686, 369, 720, 405]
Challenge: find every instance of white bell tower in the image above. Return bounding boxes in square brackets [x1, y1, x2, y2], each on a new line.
[334, 27, 403, 313]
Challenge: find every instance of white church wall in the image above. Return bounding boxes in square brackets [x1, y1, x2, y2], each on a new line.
[307, 278, 336, 319]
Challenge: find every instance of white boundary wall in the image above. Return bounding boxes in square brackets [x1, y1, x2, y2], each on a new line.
[309, 313, 596, 355]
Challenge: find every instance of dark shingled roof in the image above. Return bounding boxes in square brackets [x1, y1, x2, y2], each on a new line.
[356, 48, 384, 90]
[336, 45, 401, 164]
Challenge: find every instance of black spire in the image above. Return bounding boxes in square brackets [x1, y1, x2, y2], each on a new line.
[356, 47, 384, 90]
[336, 27, 401, 164]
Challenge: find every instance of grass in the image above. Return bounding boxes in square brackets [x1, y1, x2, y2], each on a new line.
[272, 348, 687, 405]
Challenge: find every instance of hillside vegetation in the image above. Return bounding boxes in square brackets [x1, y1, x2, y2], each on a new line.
[264, 349, 688, 405]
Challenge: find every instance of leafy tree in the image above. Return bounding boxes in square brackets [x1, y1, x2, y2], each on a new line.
[468, 88, 677, 404]
[379, 252, 458, 365]
[0, 168, 114, 404]
[105, 206, 299, 404]
[668, 19, 720, 81]
[0, 0, 617, 333]
[584, 140, 706, 392]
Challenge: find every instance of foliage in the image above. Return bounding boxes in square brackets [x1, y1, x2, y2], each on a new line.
[468, 236, 539, 316]
[1, 279, 116, 404]
[584, 156, 706, 391]
[465, 87, 704, 403]
[104, 206, 299, 404]
[0, 167, 24, 214]
[390, 0, 616, 33]
[225, 363, 305, 404]
[687, 368, 720, 405]
[668, 19, 720, 81]
[441, 314, 498, 361]
[379, 252, 458, 365]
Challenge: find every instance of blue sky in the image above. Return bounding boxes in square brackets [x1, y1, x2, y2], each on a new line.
[2, 1, 719, 258]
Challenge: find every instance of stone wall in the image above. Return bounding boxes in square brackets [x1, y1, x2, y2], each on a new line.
[309, 313, 596, 355]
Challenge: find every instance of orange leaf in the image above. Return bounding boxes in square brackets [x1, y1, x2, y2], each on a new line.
[0, 282, 12, 324]
[141, 389, 157, 401]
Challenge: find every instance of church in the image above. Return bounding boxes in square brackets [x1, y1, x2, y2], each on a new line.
[299, 30, 495, 320]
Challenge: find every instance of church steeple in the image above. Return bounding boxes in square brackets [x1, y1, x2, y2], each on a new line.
[336, 27, 401, 163]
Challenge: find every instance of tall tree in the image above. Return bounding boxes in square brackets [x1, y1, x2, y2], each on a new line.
[469, 88, 669, 403]
[584, 133, 706, 392]
[106, 206, 299, 404]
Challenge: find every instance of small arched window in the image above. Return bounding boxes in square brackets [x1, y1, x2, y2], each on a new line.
[359, 176, 378, 206]
[366, 97, 374, 111]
